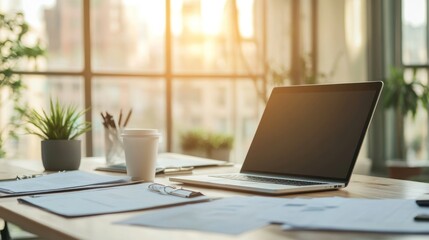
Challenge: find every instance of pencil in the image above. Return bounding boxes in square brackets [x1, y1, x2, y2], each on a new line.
[123, 109, 132, 127]
[118, 109, 123, 127]
[106, 112, 116, 129]
[100, 112, 108, 128]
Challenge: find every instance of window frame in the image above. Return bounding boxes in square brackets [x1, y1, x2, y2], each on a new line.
[11, 0, 316, 157]
[400, 0, 429, 69]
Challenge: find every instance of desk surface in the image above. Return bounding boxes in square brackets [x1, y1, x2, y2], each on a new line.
[1, 158, 429, 240]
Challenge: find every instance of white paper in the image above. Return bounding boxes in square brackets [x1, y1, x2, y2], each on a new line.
[259, 197, 429, 233]
[118, 196, 285, 235]
[120, 196, 429, 234]
[0, 171, 129, 194]
[19, 183, 209, 217]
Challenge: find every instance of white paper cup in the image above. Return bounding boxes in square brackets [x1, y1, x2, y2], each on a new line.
[121, 129, 160, 181]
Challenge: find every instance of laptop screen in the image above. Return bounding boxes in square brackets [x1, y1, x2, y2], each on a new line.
[241, 82, 383, 182]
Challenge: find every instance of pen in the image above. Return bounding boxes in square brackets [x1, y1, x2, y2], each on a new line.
[163, 167, 194, 175]
[414, 214, 429, 221]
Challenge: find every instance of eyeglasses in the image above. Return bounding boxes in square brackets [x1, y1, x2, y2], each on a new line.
[148, 183, 203, 198]
[16, 171, 64, 180]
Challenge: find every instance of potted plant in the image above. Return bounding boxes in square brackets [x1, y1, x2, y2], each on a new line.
[383, 67, 429, 161]
[180, 129, 234, 161]
[0, 12, 45, 157]
[25, 99, 91, 171]
[180, 129, 208, 158]
[206, 132, 234, 161]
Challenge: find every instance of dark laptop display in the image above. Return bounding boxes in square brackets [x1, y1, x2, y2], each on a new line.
[241, 82, 383, 182]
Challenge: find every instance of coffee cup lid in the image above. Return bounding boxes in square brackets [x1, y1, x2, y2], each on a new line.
[121, 128, 160, 136]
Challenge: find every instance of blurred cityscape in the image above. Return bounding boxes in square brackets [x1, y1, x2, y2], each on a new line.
[401, 0, 429, 161]
[0, 0, 268, 162]
[2, 0, 427, 163]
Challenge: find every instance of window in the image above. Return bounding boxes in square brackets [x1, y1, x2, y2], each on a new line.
[1, 0, 318, 162]
[402, 0, 427, 65]
[401, 0, 429, 160]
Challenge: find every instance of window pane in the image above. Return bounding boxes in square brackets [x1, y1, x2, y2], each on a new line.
[0, 0, 84, 71]
[266, 0, 291, 70]
[172, 79, 263, 163]
[91, 0, 165, 72]
[300, 0, 312, 56]
[402, 0, 427, 65]
[172, 0, 262, 74]
[92, 78, 166, 157]
[2, 75, 84, 159]
[403, 68, 428, 160]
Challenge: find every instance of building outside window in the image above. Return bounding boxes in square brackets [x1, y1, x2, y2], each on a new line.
[401, 0, 429, 161]
[0, 0, 366, 165]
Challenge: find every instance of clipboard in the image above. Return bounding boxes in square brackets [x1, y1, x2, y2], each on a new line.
[0, 171, 135, 198]
[18, 182, 209, 217]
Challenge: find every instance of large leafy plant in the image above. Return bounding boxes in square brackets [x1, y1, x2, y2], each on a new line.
[384, 67, 429, 117]
[26, 99, 91, 140]
[383, 67, 429, 159]
[0, 12, 45, 156]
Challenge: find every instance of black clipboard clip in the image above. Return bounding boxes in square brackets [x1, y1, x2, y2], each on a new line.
[416, 194, 429, 207]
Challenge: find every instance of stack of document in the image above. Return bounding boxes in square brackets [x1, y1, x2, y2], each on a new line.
[118, 196, 282, 235]
[0, 171, 130, 197]
[118, 196, 429, 235]
[261, 197, 429, 233]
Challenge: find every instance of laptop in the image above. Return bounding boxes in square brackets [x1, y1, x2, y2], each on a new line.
[170, 81, 383, 194]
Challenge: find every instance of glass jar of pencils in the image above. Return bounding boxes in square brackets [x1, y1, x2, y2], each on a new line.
[104, 128, 125, 165]
[101, 110, 132, 165]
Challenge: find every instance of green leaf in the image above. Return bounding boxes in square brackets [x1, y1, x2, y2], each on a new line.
[383, 66, 429, 118]
[25, 98, 91, 140]
[0, 12, 45, 156]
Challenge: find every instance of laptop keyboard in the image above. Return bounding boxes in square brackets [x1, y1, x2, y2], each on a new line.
[212, 174, 325, 186]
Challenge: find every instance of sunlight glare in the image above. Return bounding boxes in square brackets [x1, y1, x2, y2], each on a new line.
[171, 0, 253, 38]
[345, 0, 363, 56]
[201, 0, 226, 35]
[123, 0, 165, 36]
[237, 0, 254, 38]
[403, 0, 426, 27]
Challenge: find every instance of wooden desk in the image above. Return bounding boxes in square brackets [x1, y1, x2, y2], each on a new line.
[1, 158, 429, 240]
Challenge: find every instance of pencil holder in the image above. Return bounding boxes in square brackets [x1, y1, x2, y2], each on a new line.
[104, 128, 125, 165]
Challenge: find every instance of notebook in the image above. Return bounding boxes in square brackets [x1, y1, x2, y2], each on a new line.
[170, 82, 383, 194]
